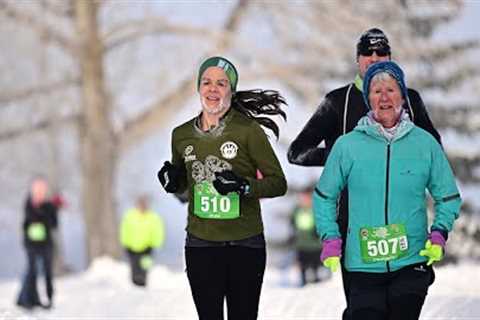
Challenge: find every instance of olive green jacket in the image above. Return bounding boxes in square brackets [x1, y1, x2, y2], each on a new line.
[171, 108, 287, 241]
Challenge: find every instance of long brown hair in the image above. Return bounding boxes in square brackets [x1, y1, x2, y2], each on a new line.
[232, 89, 287, 139]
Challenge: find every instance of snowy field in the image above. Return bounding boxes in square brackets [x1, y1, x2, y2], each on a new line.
[0, 257, 478, 320]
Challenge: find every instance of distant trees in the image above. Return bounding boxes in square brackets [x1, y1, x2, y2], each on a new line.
[0, 0, 249, 262]
[1, 0, 478, 264]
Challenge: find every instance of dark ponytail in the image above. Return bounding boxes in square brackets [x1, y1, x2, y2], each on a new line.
[231, 89, 287, 139]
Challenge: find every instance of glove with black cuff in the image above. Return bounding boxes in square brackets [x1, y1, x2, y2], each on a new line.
[157, 161, 183, 193]
[213, 170, 250, 196]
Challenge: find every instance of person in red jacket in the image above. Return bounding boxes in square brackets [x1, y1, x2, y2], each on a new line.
[16, 176, 64, 310]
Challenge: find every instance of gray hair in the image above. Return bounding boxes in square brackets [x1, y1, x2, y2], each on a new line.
[369, 72, 398, 88]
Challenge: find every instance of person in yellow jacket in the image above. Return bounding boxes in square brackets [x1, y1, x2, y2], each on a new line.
[120, 195, 165, 286]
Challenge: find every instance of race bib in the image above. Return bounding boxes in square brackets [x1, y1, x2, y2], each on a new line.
[140, 255, 153, 271]
[27, 223, 47, 242]
[359, 224, 408, 263]
[294, 209, 315, 231]
[193, 181, 240, 219]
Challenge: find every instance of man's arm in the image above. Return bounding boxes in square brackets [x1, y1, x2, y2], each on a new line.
[408, 89, 442, 145]
[287, 95, 339, 166]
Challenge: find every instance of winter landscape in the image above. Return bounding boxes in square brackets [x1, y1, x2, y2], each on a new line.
[0, 257, 478, 319]
[1, 0, 480, 319]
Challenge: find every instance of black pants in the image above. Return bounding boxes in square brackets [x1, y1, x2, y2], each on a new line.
[341, 264, 352, 320]
[185, 246, 266, 320]
[347, 263, 434, 320]
[127, 251, 150, 286]
[17, 245, 54, 308]
[297, 250, 321, 286]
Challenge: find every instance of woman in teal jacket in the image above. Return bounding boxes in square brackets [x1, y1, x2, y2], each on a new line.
[313, 61, 461, 320]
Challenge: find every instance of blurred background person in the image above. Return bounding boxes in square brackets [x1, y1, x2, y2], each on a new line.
[16, 176, 64, 310]
[120, 195, 165, 287]
[290, 185, 329, 286]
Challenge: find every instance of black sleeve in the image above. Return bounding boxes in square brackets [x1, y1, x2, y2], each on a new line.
[287, 95, 338, 166]
[171, 129, 188, 194]
[408, 89, 442, 145]
[173, 189, 189, 204]
[22, 198, 32, 234]
[48, 203, 59, 229]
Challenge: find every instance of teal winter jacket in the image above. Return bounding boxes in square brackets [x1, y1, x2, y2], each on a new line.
[313, 116, 461, 273]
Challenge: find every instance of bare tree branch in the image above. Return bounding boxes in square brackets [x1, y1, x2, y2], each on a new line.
[415, 65, 479, 91]
[39, 0, 74, 19]
[0, 0, 77, 56]
[117, 0, 250, 151]
[400, 39, 480, 61]
[0, 76, 80, 104]
[104, 17, 223, 52]
[0, 113, 80, 142]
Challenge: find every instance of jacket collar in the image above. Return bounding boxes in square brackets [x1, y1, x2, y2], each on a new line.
[194, 107, 235, 137]
[354, 109, 413, 142]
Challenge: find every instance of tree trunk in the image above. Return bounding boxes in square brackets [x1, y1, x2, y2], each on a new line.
[118, 0, 250, 151]
[74, 0, 120, 262]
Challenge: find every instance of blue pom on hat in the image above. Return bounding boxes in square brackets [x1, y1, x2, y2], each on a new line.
[362, 61, 408, 109]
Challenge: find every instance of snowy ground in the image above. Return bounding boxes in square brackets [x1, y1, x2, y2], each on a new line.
[0, 257, 478, 320]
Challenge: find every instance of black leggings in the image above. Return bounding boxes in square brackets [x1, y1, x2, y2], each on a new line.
[17, 245, 54, 308]
[128, 251, 149, 286]
[185, 246, 266, 320]
[297, 250, 321, 285]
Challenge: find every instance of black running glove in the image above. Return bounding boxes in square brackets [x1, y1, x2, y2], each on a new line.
[213, 170, 250, 196]
[157, 161, 183, 193]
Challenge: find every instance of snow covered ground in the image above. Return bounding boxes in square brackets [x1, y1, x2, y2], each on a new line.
[0, 257, 478, 320]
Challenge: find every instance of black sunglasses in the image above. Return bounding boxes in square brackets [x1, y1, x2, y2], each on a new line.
[359, 47, 390, 57]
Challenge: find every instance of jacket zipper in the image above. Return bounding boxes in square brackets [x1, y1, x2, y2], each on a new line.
[385, 143, 391, 272]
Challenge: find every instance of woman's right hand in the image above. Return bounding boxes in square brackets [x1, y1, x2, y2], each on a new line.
[157, 161, 181, 193]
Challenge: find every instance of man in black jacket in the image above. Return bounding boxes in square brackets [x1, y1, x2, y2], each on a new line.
[287, 28, 441, 320]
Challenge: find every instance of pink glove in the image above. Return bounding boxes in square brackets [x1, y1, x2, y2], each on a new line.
[321, 238, 342, 262]
[429, 230, 446, 249]
[51, 194, 67, 208]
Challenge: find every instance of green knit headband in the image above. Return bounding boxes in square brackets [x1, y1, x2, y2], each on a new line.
[197, 56, 238, 92]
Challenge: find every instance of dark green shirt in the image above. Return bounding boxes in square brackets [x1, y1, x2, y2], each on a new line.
[171, 108, 287, 241]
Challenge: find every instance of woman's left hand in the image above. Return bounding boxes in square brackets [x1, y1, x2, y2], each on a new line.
[213, 170, 250, 196]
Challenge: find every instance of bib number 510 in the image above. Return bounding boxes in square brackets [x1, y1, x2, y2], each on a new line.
[200, 196, 231, 213]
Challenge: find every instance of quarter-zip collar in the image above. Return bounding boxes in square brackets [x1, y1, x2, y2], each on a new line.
[354, 110, 413, 143]
[194, 107, 234, 137]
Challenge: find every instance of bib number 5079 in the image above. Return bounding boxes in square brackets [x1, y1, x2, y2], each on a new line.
[367, 238, 400, 257]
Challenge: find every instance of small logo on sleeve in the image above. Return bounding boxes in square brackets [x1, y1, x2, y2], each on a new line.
[184, 145, 196, 162]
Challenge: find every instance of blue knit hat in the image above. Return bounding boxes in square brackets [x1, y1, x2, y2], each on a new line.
[362, 61, 408, 110]
[197, 56, 238, 92]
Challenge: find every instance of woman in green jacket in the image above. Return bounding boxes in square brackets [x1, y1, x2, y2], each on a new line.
[158, 56, 287, 320]
[313, 61, 461, 320]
